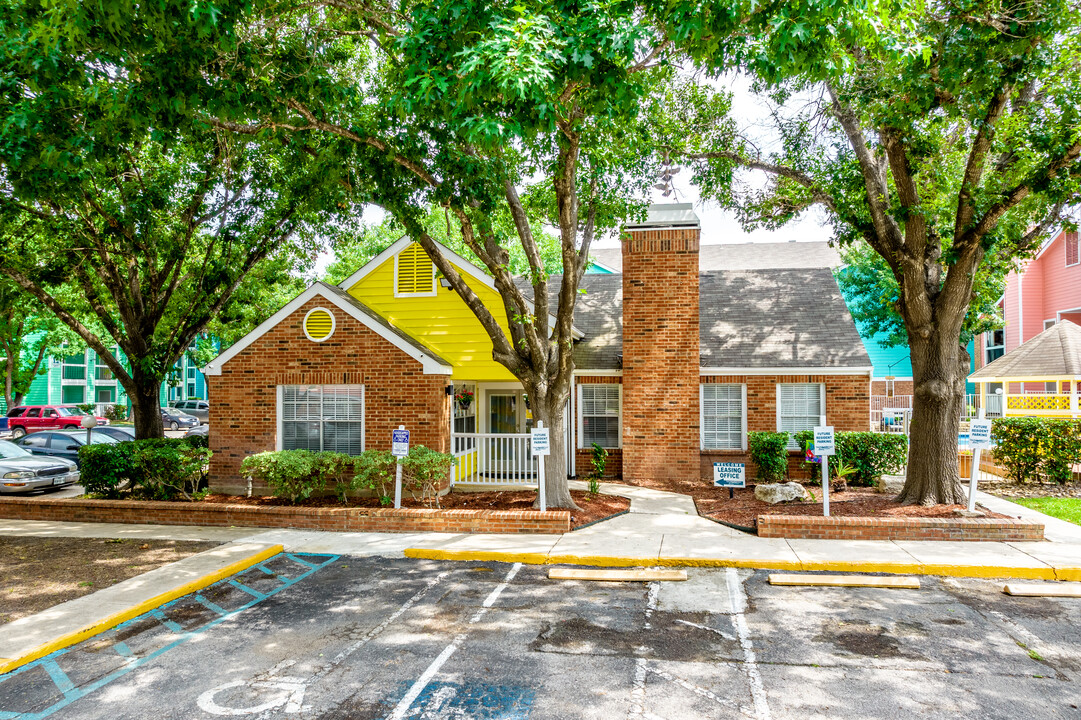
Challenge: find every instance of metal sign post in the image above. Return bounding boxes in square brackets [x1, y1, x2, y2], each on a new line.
[813, 425, 835, 517]
[531, 422, 550, 512]
[391, 426, 410, 509]
[968, 410, 992, 513]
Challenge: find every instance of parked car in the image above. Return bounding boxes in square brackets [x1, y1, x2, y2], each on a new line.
[13, 430, 117, 468]
[5, 405, 110, 439]
[171, 400, 209, 424]
[183, 424, 208, 438]
[93, 426, 137, 442]
[0, 439, 80, 494]
[161, 407, 200, 431]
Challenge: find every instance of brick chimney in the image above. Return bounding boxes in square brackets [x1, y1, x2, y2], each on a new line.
[621, 203, 701, 481]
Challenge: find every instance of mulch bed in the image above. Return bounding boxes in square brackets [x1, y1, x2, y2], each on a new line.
[0, 537, 220, 625]
[982, 478, 1081, 499]
[198, 490, 628, 530]
[620, 477, 1012, 529]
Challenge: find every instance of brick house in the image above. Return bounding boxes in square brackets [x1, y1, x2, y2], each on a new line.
[204, 204, 871, 493]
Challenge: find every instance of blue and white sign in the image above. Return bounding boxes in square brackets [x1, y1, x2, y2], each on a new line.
[969, 419, 993, 450]
[713, 463, 746, 488]
[392, 427, 410, 457]
[813, 426, 835, 456]
[531, 427, 550, 456]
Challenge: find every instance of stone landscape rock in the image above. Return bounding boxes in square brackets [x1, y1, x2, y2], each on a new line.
[754, 482, 807, 504]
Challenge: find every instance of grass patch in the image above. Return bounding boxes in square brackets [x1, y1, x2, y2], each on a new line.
[1009, 497, 1081, 526]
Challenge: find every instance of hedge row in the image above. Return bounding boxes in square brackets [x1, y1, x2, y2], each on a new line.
[746, 430, 908, 486]
[240, 447, 456, 506]
[992, 418, 1081, 485]
[79, 437, 211, 501]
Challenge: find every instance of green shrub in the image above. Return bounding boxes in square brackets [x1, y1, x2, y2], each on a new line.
[588, 443, 608, 496]
[185, 433, 209, 449]
[78, 442, 135, 498]
[241, 450, 323, 503]
[400, 446, 456, 507]
[794, 431, 908, 487]
[350, 450, 397, 505]
[993, 417, 1081, 484]
[748, 431, 790, 482]
[129, 438, 211, 501]
[103, 404, 129, 422]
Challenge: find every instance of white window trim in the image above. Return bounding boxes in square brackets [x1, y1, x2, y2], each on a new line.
[1066, 233, 1080, 268]
[775, 383, 827, 449]
[393, 249, 438, 298]
[1044, 318, 1057, 331]
[699, 383, 747, 451]
[302, 307, 337, 343]
[276, 384, 366, 454]
[576, 383, 622, 450]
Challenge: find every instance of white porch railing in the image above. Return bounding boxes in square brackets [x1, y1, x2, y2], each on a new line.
[451, 432, 538, 486]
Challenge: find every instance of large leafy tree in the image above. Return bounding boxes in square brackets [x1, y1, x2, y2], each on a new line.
[214, 0, 676, 507]
[664, 0, 1081, 503]
[0, 0, 356, 438]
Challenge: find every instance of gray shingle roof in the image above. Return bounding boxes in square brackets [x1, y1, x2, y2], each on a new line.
[590, 241, 841, 273]
[519, 268, 870, 370]
[969, 320, 1081, 380]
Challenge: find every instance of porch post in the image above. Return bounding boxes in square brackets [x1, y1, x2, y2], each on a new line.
[1072, 377, 1079, 419]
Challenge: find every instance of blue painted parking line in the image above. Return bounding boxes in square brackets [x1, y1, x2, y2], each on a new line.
[0, 552, 338, 720]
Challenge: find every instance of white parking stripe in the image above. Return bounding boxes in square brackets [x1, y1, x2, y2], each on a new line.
[725, 568, 771, 720]
[387, 563, 522, 720]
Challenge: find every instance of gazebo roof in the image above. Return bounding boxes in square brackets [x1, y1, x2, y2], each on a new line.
[969, 320, 1081, 382]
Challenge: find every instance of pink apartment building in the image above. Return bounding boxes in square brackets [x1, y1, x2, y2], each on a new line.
[974, 230, 1081, 409]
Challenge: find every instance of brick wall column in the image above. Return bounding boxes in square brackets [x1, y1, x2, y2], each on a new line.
[621, 224, 701, 481]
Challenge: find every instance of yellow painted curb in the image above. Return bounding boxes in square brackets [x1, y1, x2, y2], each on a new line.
[546, 555, 661, 568]
[798, 561, 924, 575]
[1053, 566, 1081, 582]
[918, 563, 1057, 581]
[0, 544, 283, 676]
[404, 548, 548, 565]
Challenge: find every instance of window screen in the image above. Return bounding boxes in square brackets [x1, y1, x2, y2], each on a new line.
[580, 384, 620, 448]
[778, 384, 823, 450]
[281, 385, 365, 455]
[702, 384, 744, 450]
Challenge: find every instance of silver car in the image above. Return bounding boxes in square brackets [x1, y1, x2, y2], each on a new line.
[171, 400, 209, 424]
[0, 439, 80, 494]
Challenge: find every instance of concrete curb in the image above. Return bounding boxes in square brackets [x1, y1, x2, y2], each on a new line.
[403, 547, 1079, 581]
[0, 543, 283, 676]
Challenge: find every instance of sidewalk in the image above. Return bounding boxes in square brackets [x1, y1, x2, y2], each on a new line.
[3, 481, 1078, 580]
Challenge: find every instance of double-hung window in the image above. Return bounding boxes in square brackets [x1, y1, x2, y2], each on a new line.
[777, 383, 824, 450]
[701, 384, 745, 450]
[280, 385, 365, 455]
[579, 384, 621, 449]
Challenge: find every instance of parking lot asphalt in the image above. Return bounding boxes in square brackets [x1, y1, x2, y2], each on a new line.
[2, 556, 1080, 720]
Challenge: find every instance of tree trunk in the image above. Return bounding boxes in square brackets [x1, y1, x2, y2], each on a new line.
[128, 366, 165, 440]
[530, 390, 578, 510]
[897, 337, 969, 505]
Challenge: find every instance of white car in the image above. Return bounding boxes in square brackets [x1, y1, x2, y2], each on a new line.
[0, 439, 80, 494]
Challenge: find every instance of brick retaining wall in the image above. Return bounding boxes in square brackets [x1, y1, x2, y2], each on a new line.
[0, 497, 569, 534]
[757, 514, 1044, 542]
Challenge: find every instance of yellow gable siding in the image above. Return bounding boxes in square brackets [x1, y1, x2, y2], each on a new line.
[347, 246, 517, 381]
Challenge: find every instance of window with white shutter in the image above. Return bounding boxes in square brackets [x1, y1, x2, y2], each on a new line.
[701, 384, 745, 450]
[777, 383, 824, 450]
[579, 384, 621, 449]
[280, 385, 365, 455]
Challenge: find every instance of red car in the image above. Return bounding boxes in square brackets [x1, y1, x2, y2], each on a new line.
[5, 405, 110, 439]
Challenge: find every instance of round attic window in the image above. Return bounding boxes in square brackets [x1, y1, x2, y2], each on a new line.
[303, 308, 335, 342]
